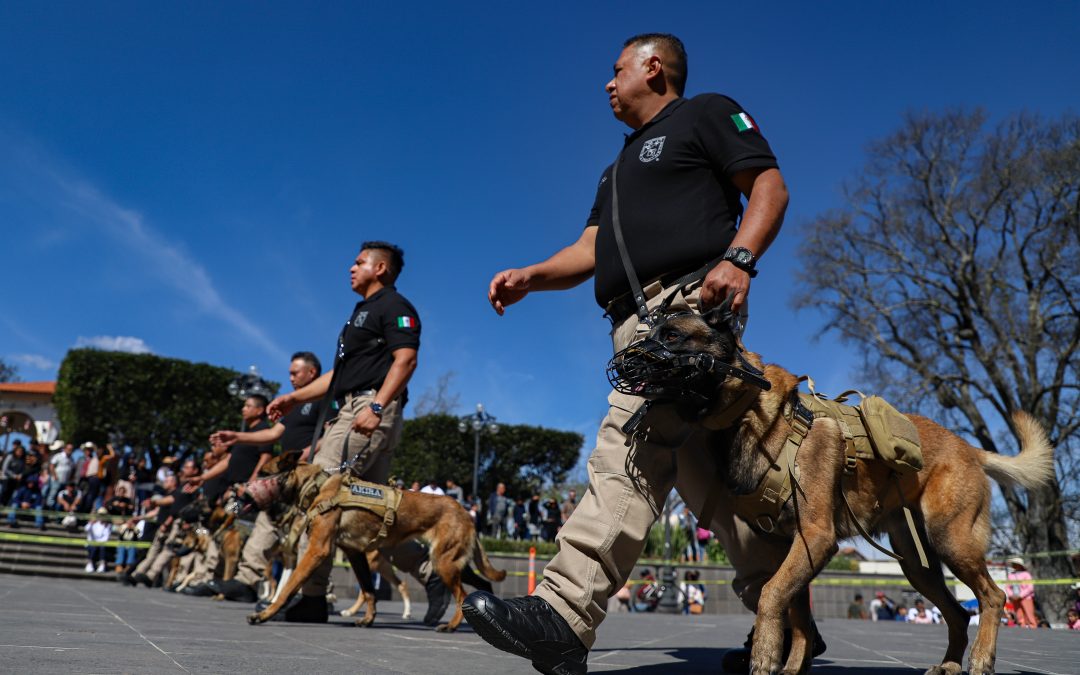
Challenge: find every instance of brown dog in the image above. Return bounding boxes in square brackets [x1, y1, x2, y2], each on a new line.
[630, 306, 1054, 675]
[246, 454, 506, 631]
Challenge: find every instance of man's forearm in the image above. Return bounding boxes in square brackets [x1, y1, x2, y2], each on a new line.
[229, 424, 285, 446]
[730, 168, 788, 258]
[375, 349, 418, 407]
[525, 226, 597, 291]
[289, 370, 333, 405]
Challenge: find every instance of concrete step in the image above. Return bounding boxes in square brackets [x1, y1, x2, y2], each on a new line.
[0, 543, 90, 562]
[0, 561, 120, 582]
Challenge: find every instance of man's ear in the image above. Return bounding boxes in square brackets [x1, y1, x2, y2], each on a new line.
[701, 293, 736, 331]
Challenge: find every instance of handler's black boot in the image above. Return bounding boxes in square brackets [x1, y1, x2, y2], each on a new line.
[181, 583, 217, 597]
[462, 591, 587, 675]
[720, 624, 828, 674]
[282, 594, 329, 623]
[422, 574, 452, 626]
[218, 579, 258, 603]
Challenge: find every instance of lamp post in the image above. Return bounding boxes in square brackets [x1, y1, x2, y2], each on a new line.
[458, 403, 498, 504]
[228, 366, 275, 431]
[228, 365, 275, 401]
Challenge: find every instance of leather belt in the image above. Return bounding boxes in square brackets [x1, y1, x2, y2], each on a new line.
[604, 256, 724, 326]
[334, 388, 377, 410]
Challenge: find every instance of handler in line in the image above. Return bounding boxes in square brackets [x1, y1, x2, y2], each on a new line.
[464, 34, 811, 674]
[265, 241, 433, 622]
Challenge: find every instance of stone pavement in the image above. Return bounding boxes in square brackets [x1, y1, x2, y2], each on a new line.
[0, 574, 1076, 674]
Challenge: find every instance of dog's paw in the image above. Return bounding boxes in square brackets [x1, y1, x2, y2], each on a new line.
[246, 613, 264, 625]
[213, 593, 225, 602]
[340, 609, 355, 617]
[924, 664, 962, 675]
[354, 617, 374, 627]
[434, 623, 457, 633]
[401, 612, 411, 620]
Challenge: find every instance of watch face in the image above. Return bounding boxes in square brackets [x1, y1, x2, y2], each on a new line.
[735, 249, 752, 265]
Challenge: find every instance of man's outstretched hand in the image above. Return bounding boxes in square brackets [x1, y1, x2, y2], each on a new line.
[488, 268, 532, 316]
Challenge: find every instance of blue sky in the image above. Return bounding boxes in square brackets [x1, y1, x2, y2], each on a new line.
[3, 2, 1079, 478]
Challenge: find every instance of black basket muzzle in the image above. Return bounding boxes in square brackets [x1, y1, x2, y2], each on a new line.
[607, 337, 772, 405]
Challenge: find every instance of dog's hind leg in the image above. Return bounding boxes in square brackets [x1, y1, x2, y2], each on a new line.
[885, 518, 968, 675]
[920, 493, 1003, 675]
[247, 512, 338, 625]
[433, 541, 468, 633]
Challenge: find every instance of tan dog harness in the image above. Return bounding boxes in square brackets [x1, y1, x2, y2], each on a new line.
[708, 376, 930, 567]
[308, 475, 403, 547]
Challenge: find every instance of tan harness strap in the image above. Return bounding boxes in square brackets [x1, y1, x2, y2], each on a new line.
[894, 474, 930, 568]
[731, 396, 813, 533]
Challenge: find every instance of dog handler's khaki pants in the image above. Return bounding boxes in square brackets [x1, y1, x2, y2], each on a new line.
[299, 392, 406, 598]
[534, 281, 790, 649]
[234, 511, 278, 588]
[134, 521, 181, 582]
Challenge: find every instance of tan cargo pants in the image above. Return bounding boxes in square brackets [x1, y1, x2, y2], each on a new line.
[134, 521, 181, 582]
[299, 391, 403, 597]
[234, 511, 277, 587]
[534, 281, 789, 648]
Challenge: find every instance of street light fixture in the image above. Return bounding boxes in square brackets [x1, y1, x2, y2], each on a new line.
[458, 403, 498, 504]
[228, 365, 275, 401]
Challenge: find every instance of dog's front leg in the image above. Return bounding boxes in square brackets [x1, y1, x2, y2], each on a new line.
[751, 522, 837, 675]
[343, 547, 377, 627]
[248, 513, 337, 625]
[781, 587, 814, 675]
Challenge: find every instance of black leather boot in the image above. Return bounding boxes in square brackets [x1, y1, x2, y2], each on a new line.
[218, 579, 258, 603]
[422, 573, 452, 626]
[462, 591, 587, 675]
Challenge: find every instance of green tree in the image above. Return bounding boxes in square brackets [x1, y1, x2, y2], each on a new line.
[795, 109, 1079, 620]
[54, 348, 278, 462]
[391, 413, 583, 500]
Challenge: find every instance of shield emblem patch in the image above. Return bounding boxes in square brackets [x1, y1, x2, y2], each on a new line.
[639, 136, 666, 163]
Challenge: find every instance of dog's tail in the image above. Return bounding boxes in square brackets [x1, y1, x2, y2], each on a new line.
[471, 535, 507, 582]
[980, 412, 1055, 490]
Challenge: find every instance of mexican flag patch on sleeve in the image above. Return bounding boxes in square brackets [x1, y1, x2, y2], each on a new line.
[396, 316, 417, 328]
[730, 112, 759, 133]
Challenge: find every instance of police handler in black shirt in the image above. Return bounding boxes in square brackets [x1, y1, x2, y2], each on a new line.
[187, 351, 326, 601]
[188, 395, 275, 494]
[266, 240, 422, 621]
[466, 34, 813, 675]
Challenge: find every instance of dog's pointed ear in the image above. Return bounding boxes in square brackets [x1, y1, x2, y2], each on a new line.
[268, 449, 302, 475]
[702, 293, 736, 332]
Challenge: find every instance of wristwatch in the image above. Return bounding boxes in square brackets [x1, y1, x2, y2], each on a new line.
[369, 402, 384, 417]
[722, 246, 758, 277]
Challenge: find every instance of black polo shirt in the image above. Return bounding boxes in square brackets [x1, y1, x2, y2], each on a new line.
[333, 287, 421, 399]
[225, 419, 273, 484]
[279, 398, 326, 453]
[588, 94, 779, 306]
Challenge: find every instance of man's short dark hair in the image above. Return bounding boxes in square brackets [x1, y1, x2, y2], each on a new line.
[362, 241, 405, 282]
[246, 394, 269, 409]
[290, 351, 322, 377]
[623, 33, 687, 96]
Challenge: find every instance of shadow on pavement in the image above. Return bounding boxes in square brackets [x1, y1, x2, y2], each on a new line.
[593, 648, 924, 674]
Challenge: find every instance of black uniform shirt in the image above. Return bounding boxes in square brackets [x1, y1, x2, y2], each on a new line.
[165, 486, 196, 521]
[333, 287, 421, 399]
[225, 419, 273, 484]
[279, 398, 326, 453]
[588, 94, 779, 306]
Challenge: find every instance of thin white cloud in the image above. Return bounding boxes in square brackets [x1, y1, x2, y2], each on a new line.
[2, 131, 289, 365]
[75, 336, 153, 355]
[8, 353, 59, 371]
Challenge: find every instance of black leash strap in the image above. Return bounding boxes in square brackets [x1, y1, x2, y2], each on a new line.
[610, 151, 651, 324]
